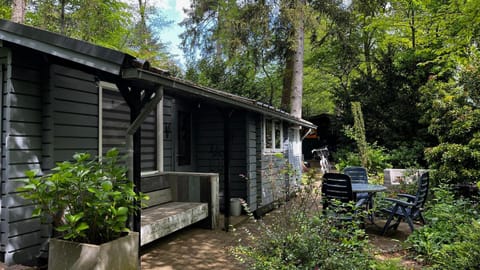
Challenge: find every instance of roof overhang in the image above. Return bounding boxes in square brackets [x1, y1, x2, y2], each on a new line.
[122, 68, 316, 129]
[0, 20, 126, 75]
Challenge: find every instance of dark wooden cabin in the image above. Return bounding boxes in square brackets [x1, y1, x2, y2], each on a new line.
[0, 20, 315, 265]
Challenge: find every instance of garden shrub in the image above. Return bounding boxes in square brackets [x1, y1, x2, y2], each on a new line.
[406, 186, 480, 269]
[387, 142, 424, 168]
[232, 171, 374, 269]
[334, 143, 391, 175]
[419, 58, 480, 187]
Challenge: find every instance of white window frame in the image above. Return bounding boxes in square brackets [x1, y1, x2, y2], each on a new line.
[263, 117, 284, 153]
[98, 81, 163, 175]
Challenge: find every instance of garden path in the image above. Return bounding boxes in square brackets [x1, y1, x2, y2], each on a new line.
[141, 215, 423, 270]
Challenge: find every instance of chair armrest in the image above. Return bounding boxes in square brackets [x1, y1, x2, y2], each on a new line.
[384, 198, 414, 207]
[397, 193, 416, 202]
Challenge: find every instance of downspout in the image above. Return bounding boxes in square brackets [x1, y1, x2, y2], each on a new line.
[301, 128, 313, 141]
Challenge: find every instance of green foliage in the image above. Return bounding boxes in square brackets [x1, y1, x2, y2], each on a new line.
[407, 186, 480, 268]
[419, 53, 480, 186]
[387, 142, 423, 168]
[350, 102, 369, 168]
[335, 141, 391, 175]
[232, 171, 374, 269]
[0, 0, 10, 19]
[18, 149, 146, 244]
[14, 0, 178, 73]
[27, 0, 131, 48]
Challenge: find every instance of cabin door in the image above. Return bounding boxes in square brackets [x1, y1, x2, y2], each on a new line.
[174, 100, 195, 171]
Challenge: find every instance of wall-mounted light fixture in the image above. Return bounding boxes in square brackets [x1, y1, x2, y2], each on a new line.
[164, 123, 171, 139]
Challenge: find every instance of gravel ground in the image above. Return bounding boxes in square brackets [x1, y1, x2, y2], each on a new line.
[140, 213, 423, 270]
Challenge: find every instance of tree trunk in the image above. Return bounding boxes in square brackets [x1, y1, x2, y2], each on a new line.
[281, 49, 294, 112]
[281, 0, 305, 118]
[60, 0, 66, 35]
[12, 0, 26, 24]
[289, 0, 304, 119]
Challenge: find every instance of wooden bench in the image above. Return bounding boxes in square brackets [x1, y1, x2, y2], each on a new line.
[140, 188, 209, 246]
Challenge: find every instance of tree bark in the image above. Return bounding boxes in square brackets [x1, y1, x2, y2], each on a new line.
[12, 0, 26, 24]
[289, 0, 304, 119]
[281, 49, 294, 112]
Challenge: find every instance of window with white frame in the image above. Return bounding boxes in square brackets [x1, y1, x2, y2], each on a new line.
[98, 81, 162, 173]
[264, 118, 283, 151]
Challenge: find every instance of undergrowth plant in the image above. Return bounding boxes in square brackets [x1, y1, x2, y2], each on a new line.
[232, 169, 373, 269]
[407, 185, 480, 269]
[18, 149, 146, 244]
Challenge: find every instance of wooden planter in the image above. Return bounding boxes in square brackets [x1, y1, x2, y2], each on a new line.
[48, 231, 139, 270]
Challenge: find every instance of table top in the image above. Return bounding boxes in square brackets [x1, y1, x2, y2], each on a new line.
[351, 183, 387, 193]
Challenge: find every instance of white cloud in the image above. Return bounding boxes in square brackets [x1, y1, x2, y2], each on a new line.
[175, 0, 191, 19]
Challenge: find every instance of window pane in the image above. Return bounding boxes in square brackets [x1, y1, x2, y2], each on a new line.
[178, 111, 191, 165]
[274, 121, 281, 149]
[265, 120, 273, 149]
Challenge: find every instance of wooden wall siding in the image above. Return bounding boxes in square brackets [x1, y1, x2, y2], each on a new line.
[102, 88, 128, 157]
[0, 47, 45, 265]
[195, 107, 248, 206]
[51, 65, 98, 163]
[195, 107, 224, 184]
[163, 96, 173, 171]
[141, 110, 156, 171]
[102, 88, 158, 172]
[228, 112, 247, 199]
[255, 117, 263, 209]
[245, 113, 257, 210]
[286, 127, 302, 183]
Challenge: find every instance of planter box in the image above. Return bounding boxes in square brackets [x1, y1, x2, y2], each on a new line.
[384, 169, 428, 187]
[48, 231, 139, 270]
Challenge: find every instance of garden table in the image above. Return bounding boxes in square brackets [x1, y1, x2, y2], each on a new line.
[351, 183, 387, 223]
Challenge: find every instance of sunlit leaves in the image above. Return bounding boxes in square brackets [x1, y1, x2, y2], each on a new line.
[17, 148, 147, 244]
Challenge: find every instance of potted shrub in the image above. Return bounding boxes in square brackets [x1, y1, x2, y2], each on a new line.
[18, 149, 146, 270]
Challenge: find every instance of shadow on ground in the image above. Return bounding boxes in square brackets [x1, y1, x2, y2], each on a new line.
[141, 215, 247, 270]
[141, 214, 423, 270]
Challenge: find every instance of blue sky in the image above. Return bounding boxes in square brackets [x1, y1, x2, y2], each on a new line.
[155, 0, 190, 65]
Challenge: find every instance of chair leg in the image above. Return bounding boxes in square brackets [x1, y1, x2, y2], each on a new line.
[392, 216, 402, 230]
[400, 207, 415, 232]
[418, 212, 426, 225]
[382, 205, 398, 235]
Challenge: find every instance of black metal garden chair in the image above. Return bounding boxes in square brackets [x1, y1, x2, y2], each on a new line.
[322, 173, 366, 221]
[381, 172, 429, 234]
[342, 166, 369, 202]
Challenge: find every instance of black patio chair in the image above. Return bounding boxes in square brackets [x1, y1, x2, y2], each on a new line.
[342, 166, 369, 201]
[322, 173, 366, 221]
[381, 172, 429, 234]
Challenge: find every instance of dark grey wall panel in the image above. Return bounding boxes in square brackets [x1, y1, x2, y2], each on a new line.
[195, 106, 249, 208]
[9, 122, 42, 136]
[1, 47, 45, 264]
[163, 96, 173, 171]
[54, 125, 97, 138]
[245, 113, 257, 210]
[7, 219, 41, 237]
[53, 112, 97, 126]
[51, 64, 98, 164]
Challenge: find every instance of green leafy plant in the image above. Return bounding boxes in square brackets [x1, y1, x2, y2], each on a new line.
[232, 169, 374, 269]
[18, 149, 146, 244]
[406, 186, 480, 268]
[335, 143, 391, 176]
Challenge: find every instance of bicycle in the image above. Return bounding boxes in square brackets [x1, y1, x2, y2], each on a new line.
[311, 146, 330, 174]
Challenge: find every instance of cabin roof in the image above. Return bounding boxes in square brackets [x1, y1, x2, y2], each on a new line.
[0, 19, 315, 129]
